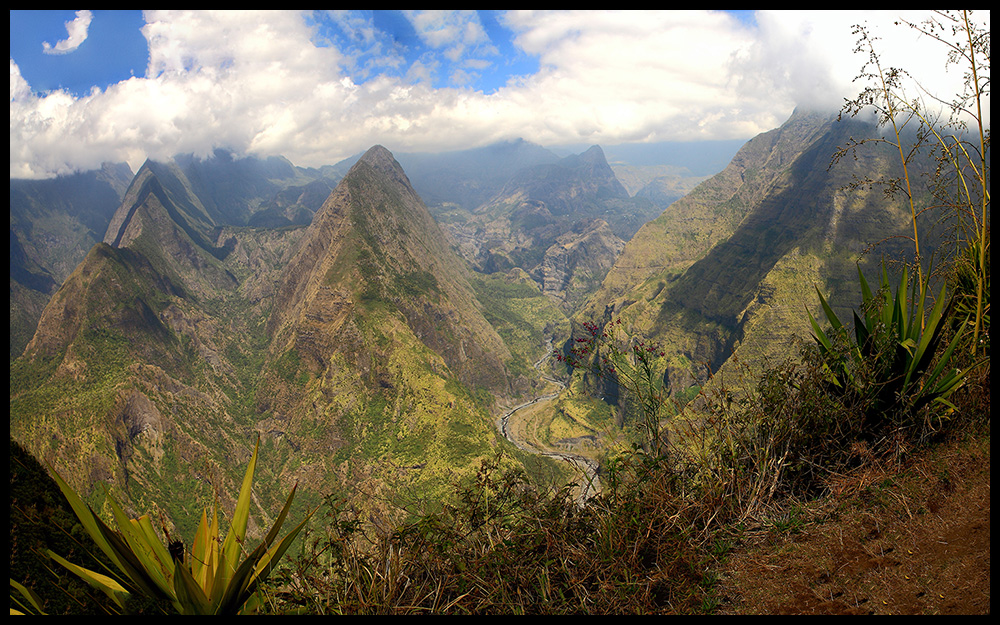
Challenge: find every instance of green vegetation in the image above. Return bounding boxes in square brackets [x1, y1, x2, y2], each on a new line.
[272, 348, 307, 386]
[10, 439, 129, 615]
[10, 11, 988, 616]
[559, 318, 670, 454]
[394, 270, 441, 300]
[14, 438, 310, 615]
[471, 271, 570, 373]
[268, 453, 711, 614]
[809, 262, 969, 422]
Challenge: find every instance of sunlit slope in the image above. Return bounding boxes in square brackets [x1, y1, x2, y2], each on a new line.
[577, 108, 942, 396]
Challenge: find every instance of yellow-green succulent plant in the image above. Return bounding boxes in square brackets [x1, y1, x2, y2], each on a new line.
[34, 437, 310, 615]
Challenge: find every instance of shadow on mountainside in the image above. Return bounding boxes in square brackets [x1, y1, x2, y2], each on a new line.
[716, 429, 990, 615]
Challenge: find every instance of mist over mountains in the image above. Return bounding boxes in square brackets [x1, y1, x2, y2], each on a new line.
[10, 109, 947, 530]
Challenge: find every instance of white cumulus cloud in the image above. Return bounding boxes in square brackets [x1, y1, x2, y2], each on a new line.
[42, 10, 94, 55]
[9, 10, 990, 179]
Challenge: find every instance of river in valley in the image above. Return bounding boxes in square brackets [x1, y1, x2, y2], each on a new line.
[496, 341, 601, 504]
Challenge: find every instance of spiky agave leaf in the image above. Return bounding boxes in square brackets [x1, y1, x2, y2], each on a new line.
[45, 464, 173, 607]
[214, 483, 312, 614]
[808, 260, 970, 420]
[44, 550, 130, 612]
[189, 507, 219, 594]
[37, 435, 312, 615]
[221, 437, 259, 583]
[10, 577, 50, 615]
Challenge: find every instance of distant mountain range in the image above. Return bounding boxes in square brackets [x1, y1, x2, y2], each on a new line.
[10, 162, 134, 358]
[10, 111, 947, 530]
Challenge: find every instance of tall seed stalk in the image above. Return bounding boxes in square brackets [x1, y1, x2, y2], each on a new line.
[838, 11, 989, 346]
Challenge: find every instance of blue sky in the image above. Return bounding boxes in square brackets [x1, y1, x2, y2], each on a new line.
[10, 10, 543, 96]
[11, 10, 147, 95]
[9, 10, 988, 178]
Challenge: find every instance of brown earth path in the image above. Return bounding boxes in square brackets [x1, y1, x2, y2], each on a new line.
[715, 432, 990, 615]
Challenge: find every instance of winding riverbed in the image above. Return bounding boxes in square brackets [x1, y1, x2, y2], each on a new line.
[496, 341, 601, 504]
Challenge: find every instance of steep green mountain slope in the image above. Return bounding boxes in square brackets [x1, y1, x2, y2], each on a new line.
[103, 150, 335, 250]
[9, 163, 134, 359]
[262, 145, 533, 499]
[574, 108, 949, 410]
[11, 176, 308, 536]
[10, 152, 338, 362]
[10, 145, 551, 537]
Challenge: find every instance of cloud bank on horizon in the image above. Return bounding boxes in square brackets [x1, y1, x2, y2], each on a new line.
[9, 10, 989, 179]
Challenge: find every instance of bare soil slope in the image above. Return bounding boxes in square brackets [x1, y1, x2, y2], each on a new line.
[718, 431, 990, 615]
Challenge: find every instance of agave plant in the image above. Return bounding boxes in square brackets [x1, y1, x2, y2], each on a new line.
[952, 233, 990, 356]
[10, 578, 48, 615]
[808, 262, 968, 424]
[34, 437, 311, 615]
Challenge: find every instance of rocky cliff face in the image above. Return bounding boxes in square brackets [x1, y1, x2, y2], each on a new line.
[492, 145, 631, 218]
[103, 162, 241, 299]
[576, 109, 943, 398]
[9, 162, 134, 359]
[538, 219, 625, 313]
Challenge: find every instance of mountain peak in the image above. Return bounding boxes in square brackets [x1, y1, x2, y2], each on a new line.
[355, 144, 400, 172]
[270, 140, 512, 394]
[579, 144, 607, 162]
[557, 144, 613, 173]
[348, 145, 415, 192]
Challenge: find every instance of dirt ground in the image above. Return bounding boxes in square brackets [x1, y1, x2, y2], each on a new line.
[716, 432, 990, 615]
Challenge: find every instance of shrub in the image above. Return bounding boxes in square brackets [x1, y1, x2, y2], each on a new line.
[270, 452, 713, 614]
